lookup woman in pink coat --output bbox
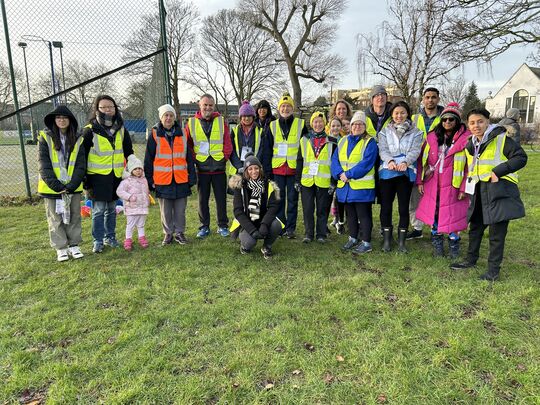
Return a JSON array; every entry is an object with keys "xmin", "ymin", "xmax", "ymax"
[
  {"xmin": 116, "ymin": 155, "xmax": 150, "ymax": 250},
  {"xmin": 416, "ymin": 103, "xmax": 470, "ymax": 258}
]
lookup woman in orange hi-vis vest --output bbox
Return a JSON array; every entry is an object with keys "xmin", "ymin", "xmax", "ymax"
[{"xmin": 144, "ymin": 104, "xmax": 197, "ymax": 246}]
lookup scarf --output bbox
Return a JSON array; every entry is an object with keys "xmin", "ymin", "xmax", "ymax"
[
  {"xmin": 96, "ymin": 111, "xmax": 114, "ymax": 127},
  {"xmin": 394, "ymin": 120, "xmax": 412, "ymax": 136},
  {"xmin": 246, "ymin": 178, "xmax": 264, "ymax": 221}
]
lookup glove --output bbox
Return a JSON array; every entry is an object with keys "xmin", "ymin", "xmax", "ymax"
[
  {"xmin": 259, "ymin": 223, "xmax": 269, "ymax": 237},
  {"xmin": 294, "ymin": 182, "xmax": 301, "ymax": 193},
  {"xmin": 328, "ymin": 184, "xmax": 336, "ymax": 195},
  {"xmin": 251, "ymin": 230, "xmax": 262, "ymax": 240},
  {"xmin": 237, "ymin": 167, "xmax": 244, "ymax": 175}
]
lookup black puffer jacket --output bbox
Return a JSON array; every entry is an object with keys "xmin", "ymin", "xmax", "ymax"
[
  {"xmin": 229, "ymin": 174, "xmax": 280, "ymax": 235},
  {"xmin": 466, "ymin": 125, "xmax": 527, "ymax": 224},
  {"xmin": 38, "ymin": 106, "xmax": 86, "ymax": 199},
  {"xmin": 82, "ymin": 115, "xmax": 133, "ymax": 201},
  {"xmin": 144, "ymin": 122, "xmax": 197, "ymax": 199}
]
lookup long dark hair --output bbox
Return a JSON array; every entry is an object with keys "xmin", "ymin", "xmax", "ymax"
[
  {"xmin": 433, "ymin": 120, "xmax": 464, "ymax": 147},
  {"xmin": 51, "ymin": 118, "xmax": 77, "ymax": 154},
  {"xmin": 91, "ymin": 94, "xmax": 119, "ymax": 120}
]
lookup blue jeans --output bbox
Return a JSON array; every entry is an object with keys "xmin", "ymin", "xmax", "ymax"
[
  {"xmin": 273, "ymin": 174, "xmax": 298, "ymax": 232},
  {"xmin": 92, "ymin": 200, "xmax": 117, "ymax": 243}
]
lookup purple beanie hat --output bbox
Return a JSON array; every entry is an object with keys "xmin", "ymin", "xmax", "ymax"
[{"xmin": 239, "ymin": 100, "xmax": 256, "ymax": 117}]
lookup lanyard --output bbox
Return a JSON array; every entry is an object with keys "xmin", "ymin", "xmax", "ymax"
[{"xmin": 471, "ymin": 132, "xmax": 488, "ymax": 176}]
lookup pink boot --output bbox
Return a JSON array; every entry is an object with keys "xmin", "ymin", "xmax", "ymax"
[
  {"xmin": 124, "ymin": 238, "xmax": 133, "ymax": 251},
  {"xmin": 138, "ymin": 236, "xmax": 149, "ymax": 248}
]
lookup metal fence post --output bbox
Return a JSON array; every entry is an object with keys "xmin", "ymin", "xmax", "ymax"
[{"xmin": 159, "ymin": 0, "xmax": 172, "ymax": 105}]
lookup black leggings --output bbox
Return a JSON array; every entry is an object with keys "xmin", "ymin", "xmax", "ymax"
[
  {"xmin": 345, "ymin": 202, "xmax": 373, "ymax": 242},
  {"xmin": 379, "ymin": 176, "xmax": 413, "ymax": 229}
]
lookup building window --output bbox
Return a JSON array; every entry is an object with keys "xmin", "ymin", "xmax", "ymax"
[
  {"xmin": 506, "ymin": 97, "xmax": 512, "ymax": 112},
  {"xmin": 512, "ymin": 89, "xmax": 529, "ymax": 123},
  {"xmin": 528, "ymin": 96, "xmax": 535, "ymax": 123}
]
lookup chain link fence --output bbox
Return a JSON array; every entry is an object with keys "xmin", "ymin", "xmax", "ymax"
[{"xmin": 0, "ymin": 0, "xmax": 169, "ymax": 197}]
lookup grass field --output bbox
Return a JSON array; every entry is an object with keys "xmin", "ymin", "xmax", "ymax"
[{"xmin": 0, "ymin": 151, "xmax": 539, "ymax": 404}]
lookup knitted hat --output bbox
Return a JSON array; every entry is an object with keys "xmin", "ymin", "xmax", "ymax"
[
  {"xmin": 239, "ymin": 100, "xmax": 256, "ymax": 117},
  {"xmin": 370, "ymin": 85, "xmax": 387, "ymax": 100},
  {"xmin": 243, "ymin": 153, "xmax": 262, "ymax": 171},
  {"xmin": 506, "ymin": 107, "xmax": 520, "ymax": 120},
  {"xmin": 126, "ymin": 154, "xmax": 143, "ymax": 174},
  {"xmin": 440, "ymin": 102, "xmax": 462, "ymax": 121},
  {"xmin": 350, "ymin": 111, "xmax": 367, "ymax": 125},
  {"xmin": 310, "ymin": 111, "xmax": 327, "ymax": 127},
  {"xmin": 278, "ymin": 92, "xmax": 294, "ymax": 109},
  {"xmin": 158, "ymin": 104, "xmax": 176, "ymax": 120}
]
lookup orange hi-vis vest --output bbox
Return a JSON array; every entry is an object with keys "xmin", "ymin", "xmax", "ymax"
[{"xmin": 151, "ymin": 127, "xmax": 188, "ymax": 185}]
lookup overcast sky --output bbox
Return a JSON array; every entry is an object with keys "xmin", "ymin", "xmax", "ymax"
[{"xmin": 2, "ymin": 0, "xmax": 533, "ymax": 103}]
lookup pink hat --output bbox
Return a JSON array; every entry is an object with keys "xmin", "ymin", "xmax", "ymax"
[{"xmin": 441, "ymin": 102, "xmax": 462, "ymax": 120}]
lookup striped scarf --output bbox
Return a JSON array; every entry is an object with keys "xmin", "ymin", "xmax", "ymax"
[{"xmin": 247, "ymin": 178, "xmax": 264, "ymax": 221}]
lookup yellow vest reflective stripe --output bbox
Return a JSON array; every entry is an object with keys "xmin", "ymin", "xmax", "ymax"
[
  {"xmin": 270, "ymin": 118, "xmax": 303, "ymax": 169},
  {"xmin": 465, "ymin": 133, "xmax": 519, "ymax": 184},
  {"xmin": 337, "ymin": 136, "xmax": 375, "ymax": 190},
  {"xmin": 188, "ymin": 116, "xmax": 225, "ymax": 162},
  {"xmin": 421, "ymin": 142, "xmax": 467, "ymax": 188},
  {"xmin": 86, "ymin": 125, "xmax": 125, "ymax": 176},
  {"xmin": 38, "ymin": 131, "xmax": 84, "ymax": 194},
  {"xmin": 365, "ymin": 116, "xmax": 390, "ymax": 137},
  {"xmin": 413, "ymin": 114, "xmax": 441, "ymax": 138},
  {"xmin": 300, "ymin": 137, "xmax": 333, "ymax": 188},
  {"xmin": 228, "ymin": 126, "xmax": 262, "ymax": 175},
  {"xmin": 230, "ymin": 182, "xmax": 285, "ymax": 232}
]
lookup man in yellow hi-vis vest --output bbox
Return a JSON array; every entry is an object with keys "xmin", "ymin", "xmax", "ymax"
[
  {"xmin": 408, "ymin": 87, "xmax": 444, "ymax": 240},
  {"xmin": 450, "ymin": 108, "xmax": 527, "ymax": 281},
  {"xmin": 185, "ymin": 93, "xmax": 233, "ymax": 239},
  {"xmin": 364, "ymin": 85, "xmax": 392, "ymax": 137},
  {"xmin": 269, "ymin": 92, "xmax": 308, "ymax": 239}
]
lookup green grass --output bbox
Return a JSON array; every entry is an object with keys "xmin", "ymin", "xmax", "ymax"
[{"xmin": 1, "ymin": 152, "xmax": 539, "ymax": 404}]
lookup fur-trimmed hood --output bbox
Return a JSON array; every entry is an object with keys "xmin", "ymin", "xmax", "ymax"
[{"xmin": 228, "ymin": 174, "xmax": 281, "ymax": 201}]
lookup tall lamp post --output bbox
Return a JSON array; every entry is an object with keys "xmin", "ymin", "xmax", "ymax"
[
  {"xmin": 21, "ymin": 34, "xmax": 58, "ymax": 106},
  {"xmin": 17, "ymin": 41, "xmax": 36, "ymax": 142},
  {"xmin": 52, "ymin": 41, "xmax": 66, "ymax": 103}
]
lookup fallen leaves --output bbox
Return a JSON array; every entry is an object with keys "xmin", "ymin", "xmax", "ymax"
[{"xmin": 336, "ymin": 355, "xmax": 345, "ymax": 362}]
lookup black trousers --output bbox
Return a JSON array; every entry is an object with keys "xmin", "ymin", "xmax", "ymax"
[
  {"xmin": 379, "ymin": 175, "xmax": 413, "ymax": 229},
  {"xmin": 467, "ymin": 194, "xmax": 509, "ymax": 273},
  {"xmin": 197, "ymin": 172, "xmax": 228, "ymax": 228},
  {"xmin": 239, "ymin": 218, "xmax": 282, "ymax": 251},
  {"xmin": 345, "ymin": 202, "xmax": 373, "ymax": 242},
  {"xmin": 301, "ymin": 185, "xmax": 330, "ymax": 239},
  {"xmin": 274, "ymin": 174, "xmax": 299, "ymax": 232}
]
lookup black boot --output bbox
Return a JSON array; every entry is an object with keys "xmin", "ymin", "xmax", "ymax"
[
  {"xmin": 479, "ymin": 267, "xmax": 500, "ymax": 281},
  {"xmin": 397, "ymin": 228, "xmax": 408, "ymax": 253},
  {"xmin": 382, "ymin": 226, "xmax": 393, "ymax": 252},
  {"xmin": 448, "ymin": 237, "xmax": 460, "ymax": 260},
  {"xmin": 431, "ymin": 234, "xmax": 444, "ymax": 257}
]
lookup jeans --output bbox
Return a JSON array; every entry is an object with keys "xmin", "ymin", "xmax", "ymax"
[{"xmin": 92, "ymin": 200, "xmax": 117, "ymax": 243}]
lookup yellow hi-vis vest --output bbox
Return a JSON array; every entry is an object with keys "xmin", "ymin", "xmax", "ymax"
[
  {"xmin": 421, "ymin": 143, "xmax": 467, "ymax": 188},
  {"xmin": 188, "ymin": 116, "xmax": 225, "ymax": 162},
  {"xmin": 229, "ymin": 181, "xmax": 284, "ymax": 232},
  {"xmin": 412, "ymin": 114, "xmax": 441, "ymax": 138},
  {"xmin": 38, "ymin": 131, "xmax": 84, "ymax": 194},
  {"xmin": 300, "ymin": 137, "xmax": 333, "ymax": 188},
  {"xmin": 465, "ymin": 132, "xmax": 518, "ymax": 184},
  {"xmin": 86, "ymin": 125, "xmax": 125, "ymax": 177},
  {"xmin": 337, "ymin": 136, "xmax": 375, "ymax": 190},
  {"xmin": 228, "ymin": 126, "xmax": 262, "ymax": 175},
  {"xmin": 365, "ymin": 115, "xmax": 390, "ymax": 137},
  {"xmin": 270, "ymin": 118, "xmax": 304, "ymax": 169}
]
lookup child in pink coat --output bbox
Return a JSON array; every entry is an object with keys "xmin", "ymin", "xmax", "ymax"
[
  {"xmin": 416, "ymin": 103, "xmax": 470, "ymax": 258},
  {"xmin": 116, "ymin": 155, "xmax": 150, "ymax": 250}
]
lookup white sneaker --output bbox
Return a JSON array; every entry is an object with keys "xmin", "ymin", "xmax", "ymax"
[
  {"xmin": 56, "ymin": 249, "xmax": 69, "ymax": 262},
  {"xmin": 68, "ymin": 245, "xmax": 84, "ymax": 259}
]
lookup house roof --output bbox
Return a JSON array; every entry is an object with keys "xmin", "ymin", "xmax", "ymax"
[
  {"xmin": 489, "ymin": 63, "xmax": 540, "ymax": 99},
  {"xmin": 530, "ymin": 66, "xmax": 540, "ymax": 80}
]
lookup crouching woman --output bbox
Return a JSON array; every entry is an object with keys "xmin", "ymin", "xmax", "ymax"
[{"xmin": 229, "ymin": 154, "xmax": 282, "ymax": 259}]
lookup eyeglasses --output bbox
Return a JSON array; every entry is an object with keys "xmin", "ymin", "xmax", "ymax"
[
  {"xmin": 55, "ymin": 116, "xmax": 69, "ymax": 121},
  {"xmin": 98, "ymin": 105, "xmax": 115, "ymax": 110},
  {"xmin": 442, "ymin": 117, "xmax": 456, "ymax": 123}
]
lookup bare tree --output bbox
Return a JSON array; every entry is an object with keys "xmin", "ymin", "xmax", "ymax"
[
  {"xmin": 201, "ymin": 9, "xmax": 287, "ymax": 105},
  {"xmin": 357, "ymin": 0, "xmax": 463, "ymax": 106},
  {"xmin": 440, "ymin": 74, "xmax": 467, "ymax": 106},
  {"xmin": 446, "ymin": 0, "xmax": 540, "ymax": 63},
  {"xmin": 0, "ymin": 62, "xmax": 24, "ymax": 117},
  {"xmin": 181, "ymin": 55, "xmax": 237, "ymax": 118},
  {"xmin": 122, "ymin": 0, "xmax": 199, "ymax": 114},
  {"xmin": 240, "ymin": 0, "xmax": 347, "ymax": 108}
]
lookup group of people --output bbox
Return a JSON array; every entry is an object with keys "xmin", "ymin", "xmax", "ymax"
[{"xmin": 37, "ymin": 86, "xmax": 527, "ymax": 281}]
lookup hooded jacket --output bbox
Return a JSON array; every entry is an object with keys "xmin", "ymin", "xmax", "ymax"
[
  {"xmin": 466, "ymin": 125, "xmax": 527, "ymax": 224},
  {"xmin": 38, "ymin": 105, "xmax": 86, "ymax": 199},
  {"xmin": 82, "ymin": 112, "xmax": 134, "ymax": 201}
]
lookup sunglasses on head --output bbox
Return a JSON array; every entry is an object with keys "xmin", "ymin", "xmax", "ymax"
[{"xmin": 442, "ymin": 117, "xmax": 456, "ymax": 123}]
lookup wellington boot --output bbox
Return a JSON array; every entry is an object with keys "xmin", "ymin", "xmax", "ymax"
[
  {"xmin": 397, "ymin": 228, "xmax": 408, "ymax": 253},
  {"xmin": 382, "ymin": 227, "xmax": 393, "ymax": 252}
]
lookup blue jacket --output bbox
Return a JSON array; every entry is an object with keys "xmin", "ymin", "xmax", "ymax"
[{"xmin": 331, "ymin": 135, "xmax": 378, "ymax": 203}]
